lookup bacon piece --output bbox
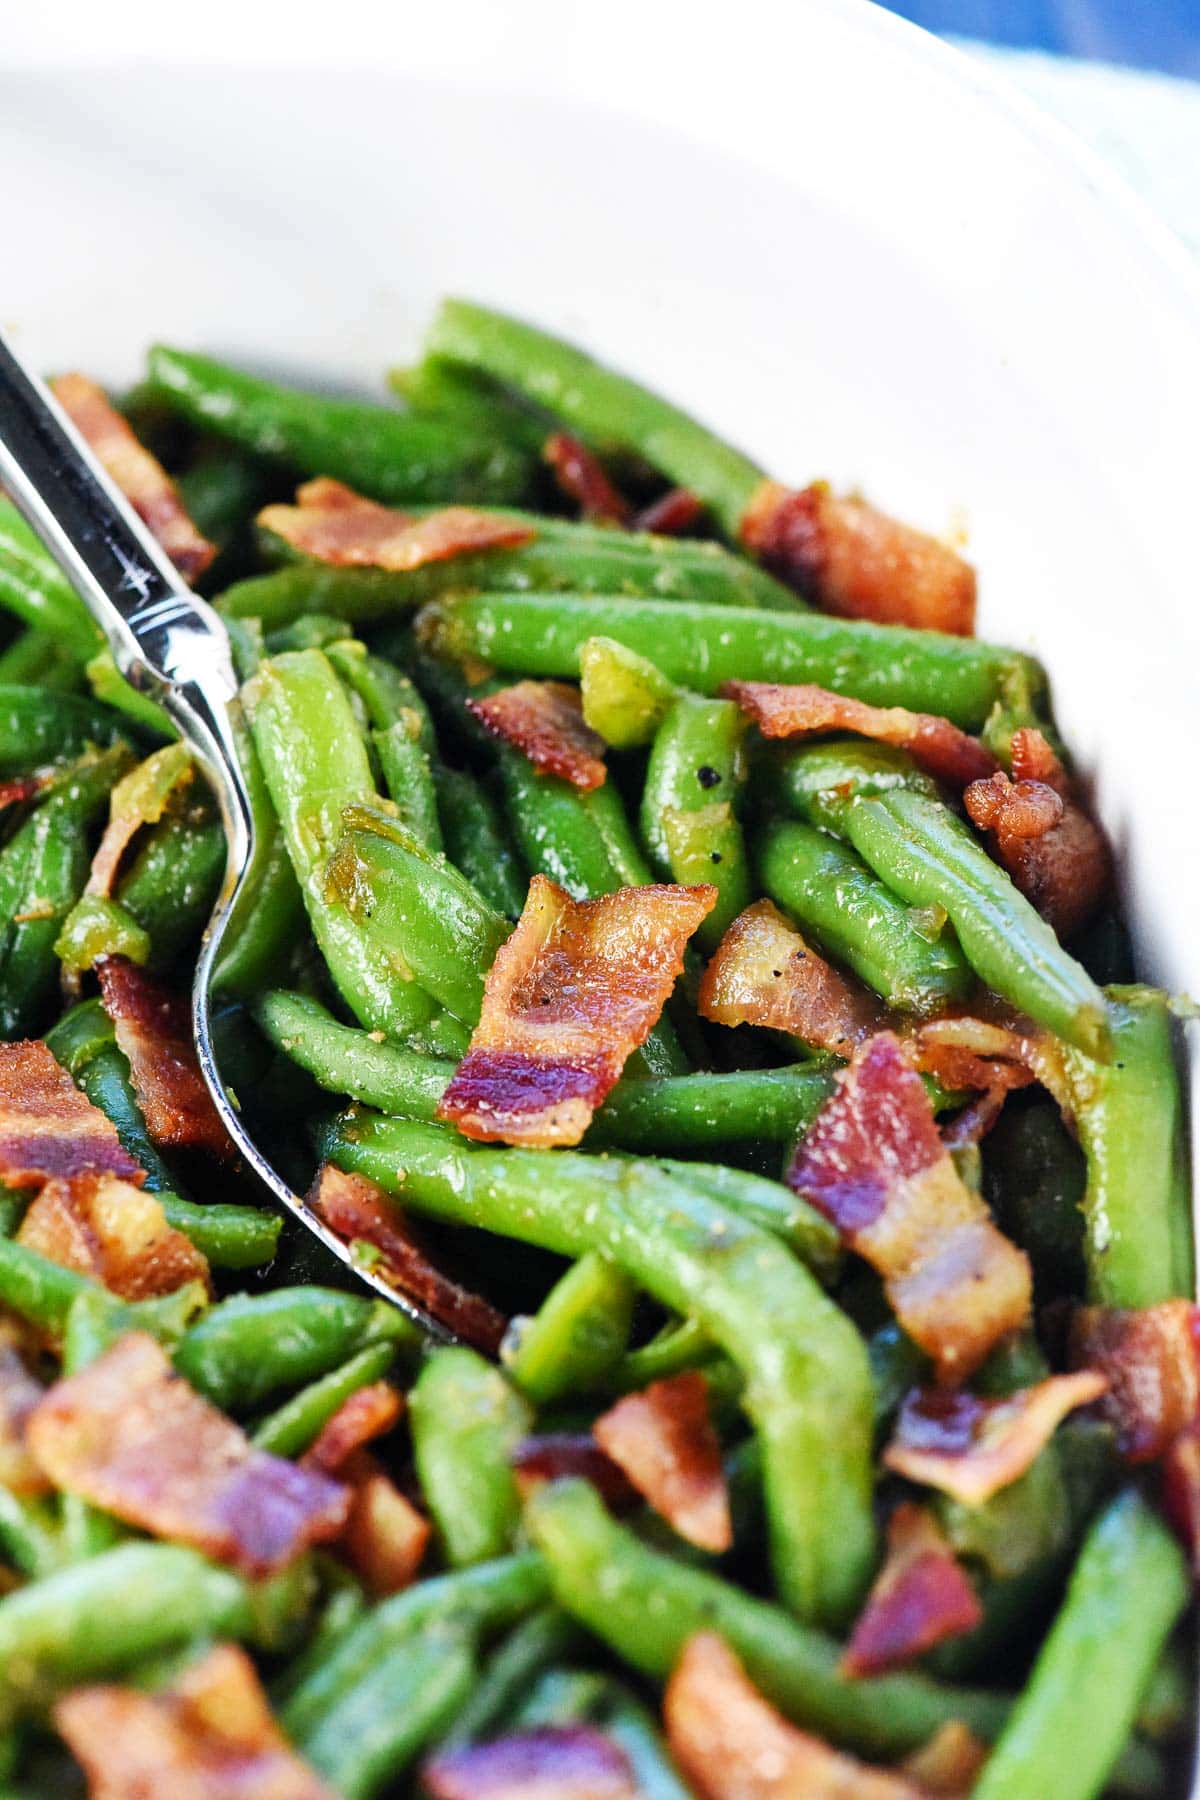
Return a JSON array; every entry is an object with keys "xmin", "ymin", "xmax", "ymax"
[
  {"xmin": 425, "ymin": 1727, "xmax": 639, "ymax": 1800},
  {"xmin": 1163, "ymin": 1426, "xmax": 1200, "ymax": 1578},
  {"xmin": 298, "ymin": 1375, "xmax": 430, "ymax": 1594},
  {"xmin": 86, "ymin": 743, "xmax": 193, "ymax": 900},
  {"xmin": 96, "ymin": 958, "xmax": 232, "ymax": 1159},
  {"xmin": 840, "ymin": 1503, "xmax": 981, "ymax": 1678},
  {"xmin": 17, "ymin": 1174, "xmax": 210, "ymax": 1301},
  {"xmin": 899, "ymin": 1723, "xmax": 988, "ymax": 1796},
  {"xmin": 665, "ymin": 1633, "xmax": 926, "ymax": 1800},
  {"xmin": 51, "ymin": 374, "xmax": 215, "ymax": 583},
  {"xmin": 0, "ymin": 1339, "xmax": 48, "ymax": 1496},
  {"xmin": 1069, "ymin": 1301, "xmax": 1200, "ymax": 1463},
  {"xmin": 592, "ymin": 1372, "xmax": 731, "ymax": 1552},
  {"xmin": 633, "ymin": 487, "xmax": 704, "ymax": 535},
  {"xmin": 55, "ymin": 1642, "xmax": 334, "ymax": 1800},
  {"xmin": 964, "ymin": 728, "xmax": 1110, "ymax": 939},
  {"xmin": 510, "ymin": 1432, "xmax": 638, "ymax": 1511},
  {"xmin": 544, "ymin": 433, "xmax": 632, "ymax": 525},
  {"xmin": 698, "ymin": 898, "xmax": 883, "ymax": 1054},
  {"xmin": 0, "ymin": 775, "xmax": 46, "ymax": 813},
  {"xmin": 310, "ymin": 1163, "xmax": 506, "ymax": 1354},
  {"xmin": 438, "ymin": 876, "xmax": 715, "ymax": 1147},
  {"xmin": 788, "ymin": 1034, "xmax": 1032, "ymax": 1382},
  {"xmin": 883, "ymin": 1373, "xmax": 1108, "ymax": 1505},
  {"xmin": 468, "ymin": 681, "xmax": 607, "ymax": 790},
  {"xmin": 300, "ymin": 1381, "xmax": 402, "ymax": 1475},
  {"xmin": 721, "ymin": 681, "xmax": 996, "ymax": 789},
  {"xmin": 741, "ymin": 480, "xmax": 976, "ymax": 636},
  {"xmin": 0, "ymin": 1040, "xmax": 143, "ymax": 1189},
  {"xmin": 258, "ymin": 476, "xmax": 535, "ymax": 570},
  {"xmin": 27, "ymin": 1333, "xmax": 349, "ymax": 1575}
]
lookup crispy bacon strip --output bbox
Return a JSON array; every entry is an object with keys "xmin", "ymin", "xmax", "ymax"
[
  {"xmin": 883, "ymin": 1373, "xmax": 1108, "ymax": 1505},
  {"xmin": 840, "ymin": 1503, "xmax": 981, "ymax": 1678},
  {"xmin": 906, "ymin": 1012, "xmax": 1041, "ymax": 1100},
  {"xmin": 698, "ymin": 898, "xmax": 883, "ymax": 1053},
  {"xmin": 544, "ymin": 433, "xmax": 632, "ymax": 525},
  {"xmin": 721, "ymin": 681, "xmax": 996, "ymax": 788},
  {"xmin": 510, "ymin": 1432, "xmax": 638, "ymax": 1511},
  {"xmin": 96, "ymin": 958, "xmax": 232, "ymax": 1159},
  {"xmin": 310, "ymin": 1163, "xmax": 507, "ymax": 1354},
  {"xmin": 788, "ymin": 1034, "xmax": 1032, "ymax": 1382},
  {"xmin": 1069, "ymin": 1301, "xmax": 1200, "ymax": 1463},
  {"xmin": 633, "ymin": 487, "xmax": 704, "ymax": 535},
  {"xmin": 17, "ymin": 1174, "xmax": 210, "ymax": 1301},
  {"xmin": 468, "ymin": 681, "xmax": 607, "ymax": 790},
  {"xmin": 438, "ymin": 876, "xmax": 716, "ymax": 1147},
  {"xmin": 300, "ymin": 1381, "xmax": 402, "ymax": 1474},
  {"xmin": 0, "ymin": 1040, "xmax": 143, "ymax": 1189},
  {"xmin": 899, "ymin": 1723, "xmax": 989, "ymax": 1796},
  {"xmin": 27, "ymin": 1334, "xmax": 349, "ymax": 1575},
  {"xmin": 55, "ymin": 1642, "xmax": 334, "ymax": 1800},
  {"xmin": 964, "ymin": 728, "xmax": 1110, "ymax": 939},
  {"xmin": 425, "ymin": 1727, "xmax": 639, "ymax": 1800},
  {"xmin": 1163, "ymin": 1425, "xmax": 1200, "ymax": 1579},
  {"xmin": 51, "ymin": 374, "xmax": 215, "ymax": 583},
  {"xmin": 592, "ymin": 1373, "xmax": 731, "ymax": 1552},
  {"xmin": 665, "ymin": 1633, "xmax": 926, "ymax": 1800},
  {"xmin": 258, "ymin": 476, "xmax": 535, "ymax": 570},
  {"xmin": 298, "ymin": 1375, "xmax": 430, "ymax": 1594},
  {"xmin": 0, "ymin": 1339, "xmax": 48, "ymax": 1496},
  {"xmin": 741, "ymin": 480, "xmax": 976, "ymax": 636}
]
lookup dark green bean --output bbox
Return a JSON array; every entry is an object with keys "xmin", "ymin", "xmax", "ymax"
[
  {"xmin": 251, "ymin": 1343, "xmax": 397, "ymax": 1458},
  {"xmin": 115, "ymin": 806, "xmax": 225, "ymax": 969},
  {"xmin": 0, "ymin": 503, "xmax": 99, "ymax": 658},
  {"xmin": 0, "ymin": 687, "xmax": 126, "ymax": 778},
  {"xmin": 434, "ymin": 764, "xmax": 528, "ymax": 917},
  {"xmin": 503, "ymin": 1252, "xmax": 635, "ymax": 1404},
  {"xmin": 436, "ymin": 1607, "xmax": 580, "ymax": 1748}
]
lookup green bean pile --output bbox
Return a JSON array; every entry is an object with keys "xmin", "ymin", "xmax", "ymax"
[{"xmin": 0, "ymin": 301, "xmax": 1192, "ymax": 1799}]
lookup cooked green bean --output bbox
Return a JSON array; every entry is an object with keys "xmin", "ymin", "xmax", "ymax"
[
  {"xmin": 641, "ymin": 692, "xmax": 750, "ymax": 947},
  {"xmin": 437, "ymin": 1606, "xmax": 580, "ymax": 1748},
  {"xmin": 409, "ymin": 1348, "xmax": 532, "ymax": 1566},
  {"xmin": 433, "ymin": 764, "xmax": 528, "ymax": 917},
  {"xmin": 503, "ymin": 1252, "xmax": 635, "ymax": 1404}
]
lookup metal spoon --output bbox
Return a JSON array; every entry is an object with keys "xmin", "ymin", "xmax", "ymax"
[{"xmin": 0, "ymin": 329, "xmax": 449, "ymax": 1337}]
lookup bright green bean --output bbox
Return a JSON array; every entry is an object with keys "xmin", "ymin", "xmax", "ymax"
[
  {"xmin": 409, "ymin": 1347, "xmax": 532, "ymax": 1566},
  {"xmin": 641, "ymin": 692, "xmax": 750, "ymax": 948},
  {"xmin": 503, "ymin": 1252, "xmax": 635, "ymax": 1404},
  {"xmin": 433, "ymin": 764, "xmax": 528, "ymax": 917},
  {"xmin": 251, "ymin": 1343, "xmax": 398, "ymax": 1458}
]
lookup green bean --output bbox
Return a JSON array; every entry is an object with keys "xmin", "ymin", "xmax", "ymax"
[
  {"xmin": 146, "ymin": 346, "xmax": 535, "ymax": 505},
  {"xmin": 84, "ymin": 650, "xmax": 174, "ymax": 739},
  {"xmin": 983, "ymin": 1097, "xmax": 1086, "ymax": 1300},
  {"xmin": 321, "ymin": 639, "xmax": 445, "ymax": 849},
  {"xmin": 176, "ymin": 441, "xmax": 274, "ymax": 549},
  {"xmin": 391, "ymin": 354, "xmax": 556, "ymax": 451},
  {"xmin": 272, "ymin": 1577, "xmax": 367, "ymax": 1709},
  {"xmin": 434, "ymin": 764, "xmax": 528, "ymax": 917},
  {"xmin": 759, "ymin": 820, "xmax": 972, "ymax": 1013},
  {"xmin": 298, "ymin": 1624, "xmax": 475, "ymax": 1799},
  {"xmin": 0, "ymin": 627, "xmax": 84, "ymax": 691},
  {"xmin": 115, "ymin": 806, "xmax": 225, "ymax": 970},
  {"xmin": 243, "ymin": 650, "xmax": 450, "ymax": 1047},
  {"xmin": 156, "ymin": 1198, "xmax": 281, "ymax": 1270},
  {"xmin": 0, "ymin": 1187, "xmax": 23, "ymax": 1238},
  {"xmin": 173, "ymin": 1287, "xmax": 418, "ymax": 1412},
  {"xmin": 49, "ymin": 1026, "xmax": 179, "ymax": 1195},
  {"xmin": 579, "ymin": 635, "xmax": 678, "ymax": 747},
  {"xmin": 1059, "ymin": 985, "xmax": 1191, "ymax": 1305},
  {"xmin": 612, "ymin": 1316, "xmax": 718, "ymax": 1391},
  {"xmin": 417, "ymin": 591, "xmax": 1038, "ymax": 730},
  {"xmin": 54, "ymin": 895, "xmax": 151, "ymax": 976},
  {"xmin": 525, "ymin": 1480, "xmax": 1007, "ymax": 1757},
  {"xmin": 0, "ymin": 1489, "xmax": 62, "ymax": 1582},
  {"xmin": 409, "ymin": 1347, "xmax": 532, "ymax": 1566},
  {"xmin": 0, "ymin": 687, "xmax": 126, "ymax": 779},
  {"xmin": 0, "ymin": 503, "xmax": 99, "ymax": 658},
  {"xmin": 503, "ymin": 1252, "xmax": 635, "ymax": 1404},
  {"xmin": 425, "ymin": 299, "xmax": 765, "ymax": 536},
  {"xmin": 839, "ymin": 787, "xmax": 1110, "ymax": 1056},
  {"xmin": 768, "ymin": 736, "xmax": 937, "ymax": 827},
  {"xmin": 43, "ymin": 996, "xmax": 114, "ymax": 1076},
  {"xmin": 254, "ymin": 989, "xmax": 453, "ymax": 1116},
  {"xmin": 867, "ymin": 1322, "xmax": 929, "ymax": 1429},
  {"xmin": 642, "ymin": 692, "xmax": 750, "ymax": 948},
  {"xmin": 971, "ymin": 1490, "xmax": 1188, "ymax": 1800},
  {"xmin": 506, "ymin": 1666, "xmax": 692, "ymax": 1800},
  {"xmin": 325, "ymin": 804, "xmax": 507, "ymax": 1029},
  {"xmin": 251, "ymin": 1343, "xmax": 398, "ymax": 1458},
  {"xmin": 1135, "ymin": 1642, "xmax": 1194, "ymax": 1746},
  {"xmin": 326, "ymin": 1117, "xmax": 875, "ymax": 1627},
  {"xmin": 437, "ymin": 1606, "xmax": 580, "ymax": 1748},
  {"xmin": 657, "ymin": 1158, "xmax": 842, "ymax": 1280},
  {"xmin": 60, "ymin": 1292, "xmax": 125, "ymax": 1560},
  {"xmin": 281, "ymin": 1552, "xmax": 549, "ymax": 1743},
  {"xmin": 210, "ymin": 705, "xmax": 306, "ymax": 1000}
]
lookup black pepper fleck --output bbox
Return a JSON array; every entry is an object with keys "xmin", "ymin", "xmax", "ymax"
[{"xmin": 696, "ymin": 765, "xmax": 721, "ymax": 789}]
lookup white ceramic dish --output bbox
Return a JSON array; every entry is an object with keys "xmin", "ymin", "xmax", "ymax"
[{"xmin": 1, "ymin": 4, "xmax": 1198, "ymax": 1772}]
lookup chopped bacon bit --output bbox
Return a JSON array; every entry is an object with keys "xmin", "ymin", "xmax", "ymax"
[
  {"xmin": 510, "ymin": 1432, "xmax": 638, "ymax": 1511},
  {"xmin": 665, "ymin": 1633, "xmax": 926, "ymax": 1800},
  {"xmin": 258, "ymin": 476, "xmax": 535, "ymax": 570},
  {"xmin": 425, "ymin": 1727, "xmax": 639, "ymax": 1800},
  {"xmin": 469, "ymin": 681, "xmax": 608, "ymax": 790},
  {"xmin": 0, "ymin": 775, "xmax": 46, "ymax": 813},
  {"xmin": 965, "ymin": 728, "xmax": 1110, "ymax": 940},
  {"xmin": 740, "ymin": 480, "xmax": 977, "ymax": 636},
  {"xmin": 544, "ymin": 433, "xmax": 632, "ymax": 525},
  {"xmin": 0, "ymin": 1340, "xmax": 48, "ymax": 1496},
  {"xmin": 27, "ymin": 1333, "xmax": 349, "ymax": 1576},
  {"xmin": 0, "ymin": 1040, "xmax": 143, "ymax": 1189},
  {"xmin": 96, "ymin": 958, "xmax": 232, "ymax": 1159},
  {"xmin": 698, "ymin": 898, "xmax": 883, "ymax": 1054},
  {"xmin": 300, "ymin": 1382, "xmax": 402, "ymax": 1476},
  {"xmin": 51, "ymin": 374, "xmax": 215, "ymax": 583},
  {"xmin": 1069, "ymin": 1301, "xmax": 1200, "ymax": 1463},
  {"xmin": 721, "ymin": 681, "xmax": 996, "ymax": 789},
  {"xmin": 310, "ymin": 1163, "xmax": 507, "ymax": 1354},
  {"xmin": 55, "ymin": 1642, "xmax": 335, "ymax": 1800},
  {"xmin": 17, "ymin": 1174, "xmax": 211, "ymax": 1301},
  {"xmin": 341, "ymin": 1463, "xmax": 431, "ymax": 1595},
  {"xmin": 1163, "ymin": 1426, "xmax": 1200, "ymax": 1578},
  {"xmin": 87, "ymin": 743, "xmax": 193, "ymax": 901},
  {"xmin": 840, "ymin": 1503, "xmax": 981, "ymax": 1678},
  {"xmin": 899, "ymin": 1723, "xmax": 989, "ymax": 1796},
  {"xmin": 907, "ymin": 1012, "xmax": 1040, "ymax": 1099},
  {"xmin": 883, "ymin": 1373, "xmax": 1108, "ymax": 1505},
  {"xmin": 633, "ymin": 488, "xmax": 705, "ymax": 536},
  {"xmin": 592, "ymin": 1372, "xmax": 730, "ymax": 1552},
  {"xmin": 438, "ymin": 876, "xmax": 715, "ymax": 1147},
  {"xmin": 788, "ymin": 1034, "xmax": 1032, "ymax": 1382}
]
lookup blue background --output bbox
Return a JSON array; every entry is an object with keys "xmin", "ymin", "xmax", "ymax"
[{"xmin": 884, "ymin": 1, "xmax": 1200, "ymax": 76}]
